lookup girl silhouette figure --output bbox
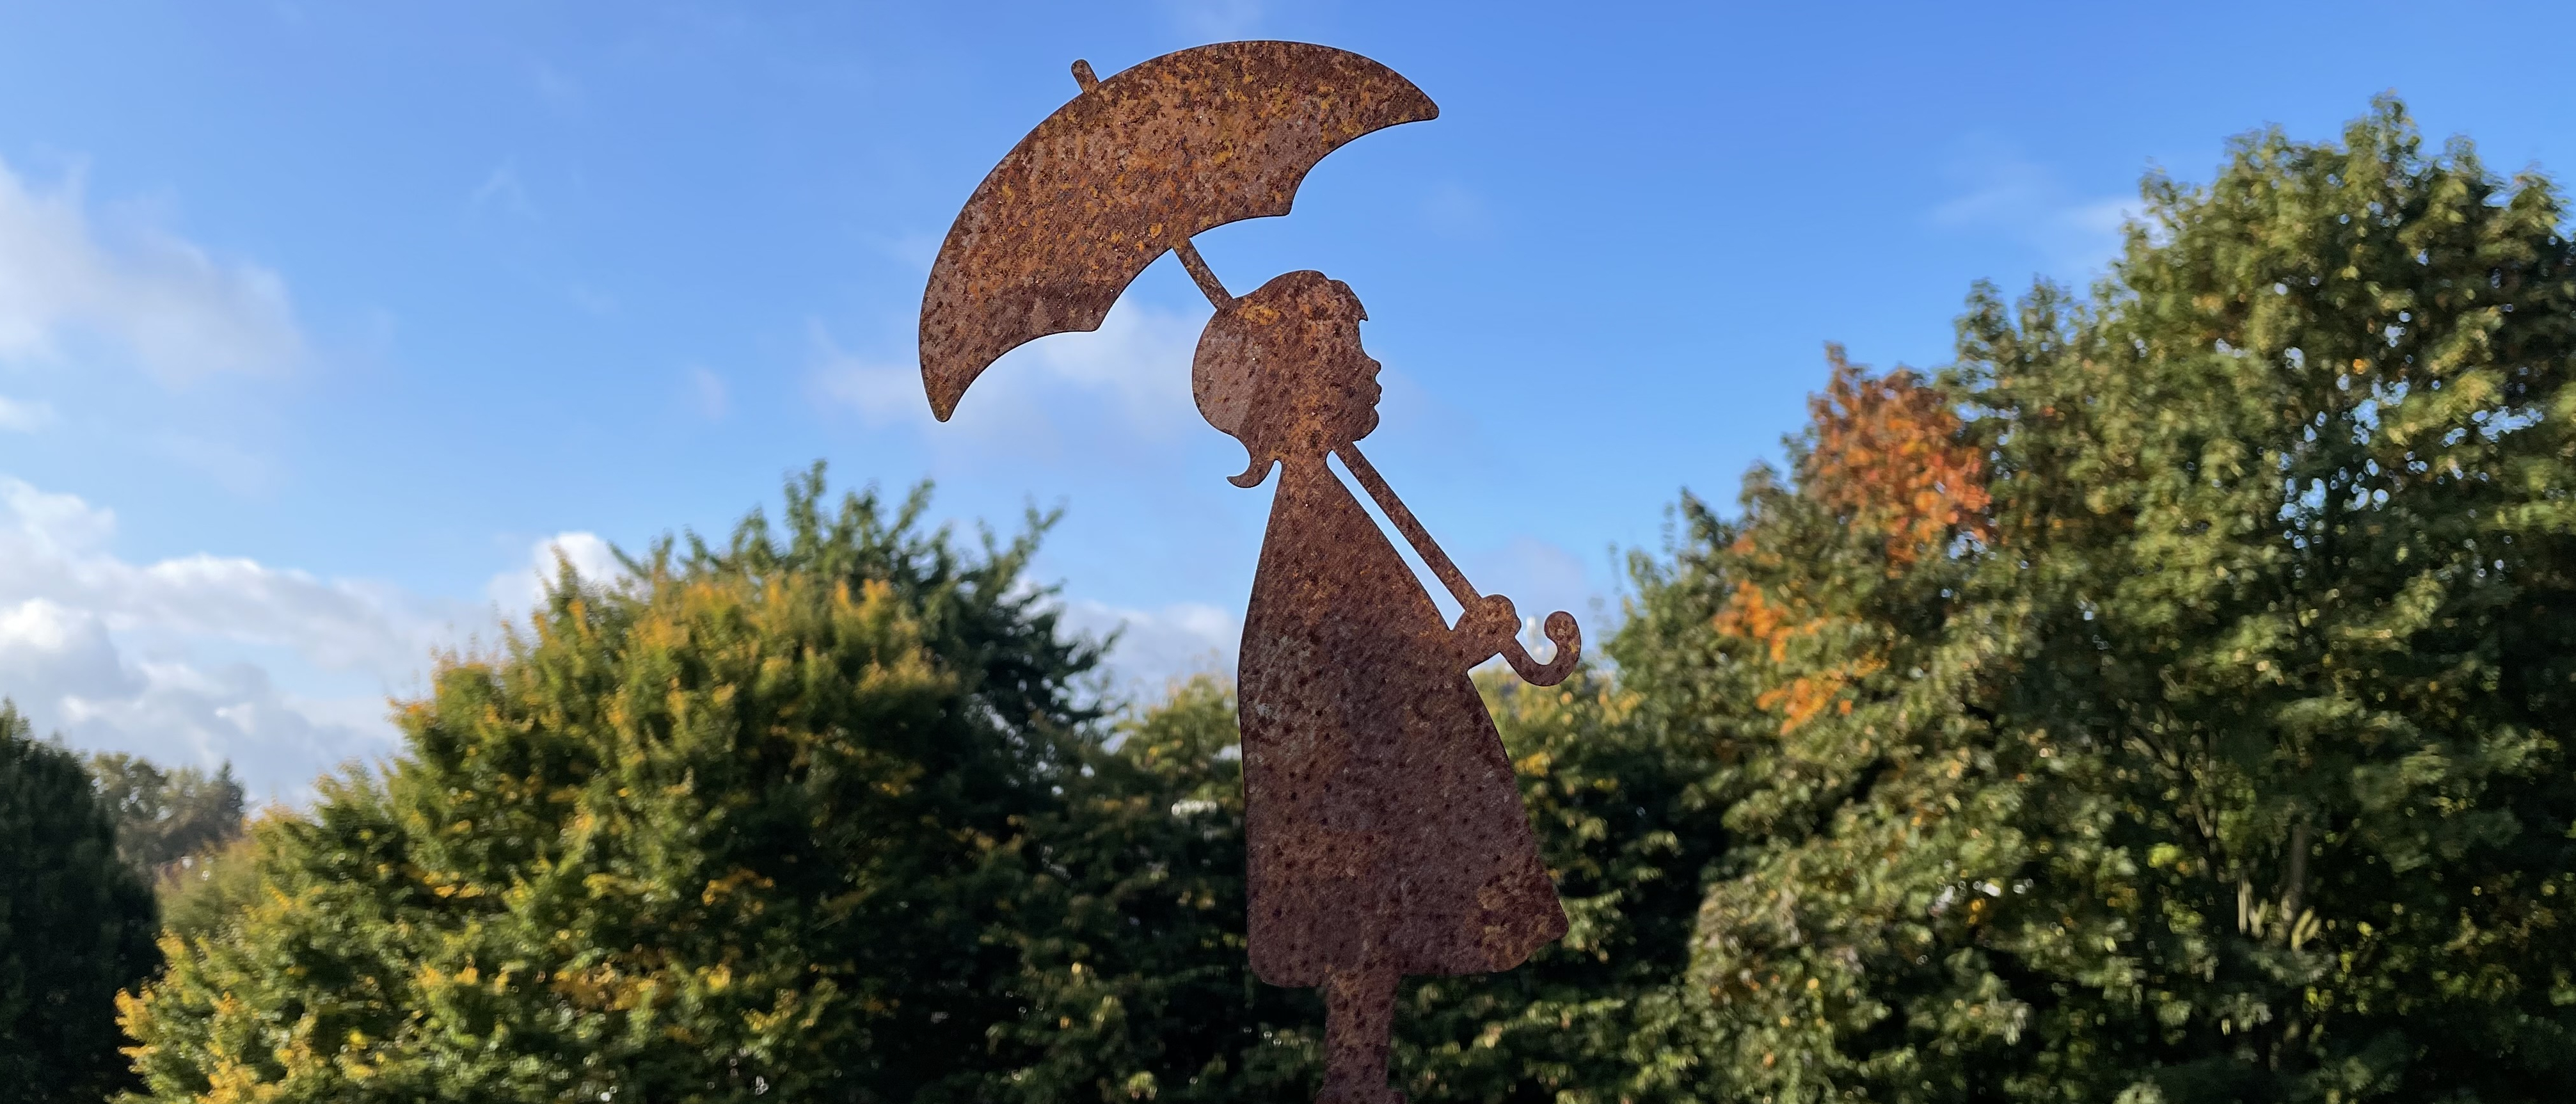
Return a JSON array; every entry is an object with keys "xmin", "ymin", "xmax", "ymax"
[{"xmin": 1195, "ymin": 270, "xmax": 1569, "ymax": 1104}]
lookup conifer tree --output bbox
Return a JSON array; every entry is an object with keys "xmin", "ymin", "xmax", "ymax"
[
  {"xmin": 118, "ymin": 468, "xmax": 1101, "ymax": 1103},
  {"xmin": 0, "ymin": 701, "xmax": 160, "ymax": 1103},
  {"xmin": 986, "ymin": 676, "xmax": 1318, "ymax": 1103}
]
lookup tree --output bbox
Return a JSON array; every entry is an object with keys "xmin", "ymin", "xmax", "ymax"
[
  {"xmin": 118, "ymin": 467, "xmax": 1102, "ymax": 1102},
  {"xmin": 1627, "ymin": 351, "xmax": 2000, "ymax": 1103},
  {"xmin": 1656, "ymin": 99, "xmax": 2576, "ymax": 1101},
  {"xmin": 987, "ymin": 666, "xmax": 1728, "ymax": 1104},
  {"xmin": 1385, "ymin": 670, "xmax": 1726, "ymax": 1104},
  {"xmin": 150, "ymin": 831, "xmax": 262, "ymax": 947},
  {"xmin": 985, "ymin": 676, "xmax": 1321, "ymax": 1103},
  {"xmin": 0, "ymin": 701, "xmax": 161, "ymax": 1103},
  {"xmin": 86, "ymin": 753, "xmax": 247, "ymax": 881}
]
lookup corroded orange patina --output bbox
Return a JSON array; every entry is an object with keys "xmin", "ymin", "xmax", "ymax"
[
  {"xmin": 918, "ymin": 43, "xmax": 1577, "ymax": 1104},
  {"xmin": 919, "ymin": 41, "xmax": 1437, "ymax": 421}
]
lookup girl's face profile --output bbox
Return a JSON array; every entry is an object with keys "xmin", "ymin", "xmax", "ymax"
[
  {"xmin": 1308, "ymin": 304, "xmax": 1384, "ymax": 452},
  {"xmin": 1195, "ymin": 271, "xmax": 1387, "ymax": 484}
]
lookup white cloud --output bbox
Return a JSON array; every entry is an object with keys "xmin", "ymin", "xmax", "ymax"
[
  {"xmin": 811, "ymin": 295, "xmax": 1205, "ymax": 442},
  {"xmin": 1422, "ymin": 182, "xmax": 1497, "ymax": 241},
  {"xmin": 5, "ymin": 478, "xmax": 115, "ymax": 556},
  {"xmin": 1056, "ymin": 596, "xmax": 1237, "ymax": 696},
  {"xmin": 1461, "ymin": 535, "xmax": 1609, "ymax": 663},
  {"xmin": 0, "ymin": 600, "xmax": 138, "ymax": 701},
  {"xmin": 485, "ymin": 531, "xmax": 627, "ymax": 616},
  {"xmin": 470, "ymin": 161, "xmax": 539, "ymax": 220},
  {"xmin": 1012, "ymin": 298, "xmax": 1203, "ymax": 428},
  {"xmin": 809, "ymin": 326, "xmax": 926, "ymax": 428},
  {"xmin": 0, "ymin": 395, "xmax": 54, "ymax": 431},
  {"xmin": 0, "ymin": 157, "xmax": 303, "ymax": 383},
  {"xmin": 0, "ymin": 476, "xmax": 473, "ymax": 797},
  {"xmin": 687, "ymin": 365, "xmax": 729, "ymax": 420},
  {"xmin": 569, "ymin": 282, "xmax": 619, "ymax": 316},
  {"xmin": 874, "ymin": 230, "xmax": 942, "ymax": 274},
  {"xmin": 47, "ymin": 647, "xmax": 396, "ymax": 799},
  {"xmin": 0, "ymin": 478, "xmax": 440, "ymax": 678},
  {"xmin": 1931, "ymin": 141, "xmax": 2137, "ymax": 276},
  {"xmin": 159, "ymin": 433, "xmax": 282, "ymax": 495},
  {"xmin": 530, "ymin": 61, "xmax": 585, "ymax": 119}
]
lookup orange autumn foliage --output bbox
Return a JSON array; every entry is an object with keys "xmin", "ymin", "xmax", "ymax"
[
  {"xmin": 1717, "ymin": 580, "xmax": 1882, "ymax": 733},
  {"xmin": 1713, "ymin": 349, "xmax": 1990, "ymax": 733},
  {"xmin": 1800, "ymin": 346, "xmax": 1993, "ymax": 568}
]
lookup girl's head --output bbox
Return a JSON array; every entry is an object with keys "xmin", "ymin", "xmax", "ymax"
[{"xmin": 1193, "ymin": 270, "xmax": 1383, "ymax": 488}]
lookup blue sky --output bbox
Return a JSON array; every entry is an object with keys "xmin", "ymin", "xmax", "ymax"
[{"xmin": 1, "ymin": 0, "xmax": 2568, "ymax": 796}]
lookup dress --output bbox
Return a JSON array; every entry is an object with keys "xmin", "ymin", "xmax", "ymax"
[{"xmin": 1237, "ymin": 458, "xmax": 1568, "ymax": 988}]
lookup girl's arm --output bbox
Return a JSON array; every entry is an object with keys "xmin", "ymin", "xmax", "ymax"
[{"xmin": 1334, "ymin": 445, "xmax": 1581, "ymax": 684}]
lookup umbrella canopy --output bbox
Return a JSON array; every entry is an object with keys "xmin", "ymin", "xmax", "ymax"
[{"xmin": 918, "ymin": 40, "xmax": 1438, "ymax": 420}]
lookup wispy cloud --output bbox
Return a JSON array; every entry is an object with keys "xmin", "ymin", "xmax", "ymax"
[
  {"xmin": 470, "ymin": 161, "xmax": 539, "ymax": 220},
  {"xmin": 0, "ymin": 476, "xmax": 481, "ymax": 797},
  {"xmin": 0, "ymin": 157, "xmax": 305, "ymax": 383},
  {"xmin": 686, "ymin": 365, "xmax": 729, "ymax": 420},
  {"xmin": 1055, "ymin": 595, "xmax": 1237, "ymax": 697},
  {"xmin": 484, "ymin": 531, "xmax": 626, "ymax": 616},
  {"xmin": 1462, "ymin": 535, "xmax": 1608, "ymax": 652},
  {"xmin": 1422, "ymin": 182, "xmax": 1497, "ymax": 241},
  {"xmin": 875, "ymin": 230, "xmax": 943, "ymax": 275},
  {"xmin": 1930, "ymin": 139, "xmax": 2136, "ymax": 276},
  {"xmin": 809, "ymin": 295, "xmax": 1207, "ymax": 445},
  {"xmin": 808, "ymin": 323, "xmax": 928, "ymax": 429},
  {"xmin": 159, "ymin": 433, "xmax": 283, "ymax": 496},
  {"xmin": 530, "ymin": 61, "xmax": 585, "ymax": 120},
  {"xmin": 568, "ymin": 282, "xmax": 619, "ymax": 316},
  {"xmin": 0, "ymin": 395, "xmax": 54, "ymax": 432}
]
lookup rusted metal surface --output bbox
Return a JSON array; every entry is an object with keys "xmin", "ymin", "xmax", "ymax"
[
  {"xmin": 1335, "ymin": 444, "xmax": 1582, "ymax": 685},
  {"xmin": 918, "ymin": 43, "xmax": 1578, "ymax": 1104},
  {"xmin": 1198, "ymin": 271, "xmax": 1572, "ymax": 1102},
  {"xmin": 919, "ymin": 41, "xmax": 1435, "ymax": 420}
]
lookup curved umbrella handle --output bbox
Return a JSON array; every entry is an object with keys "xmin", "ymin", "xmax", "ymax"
[{"xmin": 1502, "ymin": 610, "xmax": 1582, "ymax": 687}]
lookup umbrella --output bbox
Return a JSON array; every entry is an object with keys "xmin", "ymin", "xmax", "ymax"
[
  {"xmin": 914, "ymin": 40, "xmax": 1578, "ymax": 685},
  {"xmin": 916, "ymin": 40, "xmax": 1436, "ymax": 420}
]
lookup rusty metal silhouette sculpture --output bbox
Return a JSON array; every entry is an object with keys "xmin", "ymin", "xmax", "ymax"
[{"xmin": 919, "ymin": 41, "xmax": 1578, "ymax": 1103}]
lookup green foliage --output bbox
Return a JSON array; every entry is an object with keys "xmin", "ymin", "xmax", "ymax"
[
  {"xmin": 96, "ymin": 97, "xmax": 2576, "ymax": 1104},
  {"xmin": 118, "ymin": 467, "xmax": 1101, "ymax": 1103},
  {"xmin": 0, "ymin": 701, "xmax": 161, "ymax": 1103},
  {"xmin": 108, "ymin": 467, "xmax": 1716, "ymax": 1103},
  {"xmin": 983, "ymin": 669, "xmax": 1725, "ymax": 1104},
  {"xmin": 1385, "ymin": 671, "xmax": 1726, "ymax": 1103},
  {"xmin": 985, "ymin": 676, "xmax": 1320, "ymax": 1103},
  {"xmin": 150, "ymin": 831, "xmax": 262, "ymax": 947},
  {"xmin": 1653, "ymin": 99, "xmax": 2576, "ymax": 1101},
  {"xmin": 87, "ymin": 753, "xmax": 247, "ymax": 881}
]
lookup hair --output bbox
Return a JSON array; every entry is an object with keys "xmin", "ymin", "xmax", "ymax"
[{"xmin": 1193, "ymin": 270, "xmax": 1371, "ymax": 488}]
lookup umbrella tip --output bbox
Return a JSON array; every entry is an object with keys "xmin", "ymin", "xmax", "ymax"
[{"xmin": 1070, "ymin": 59, "xmax": 1099, "ymax": 92}]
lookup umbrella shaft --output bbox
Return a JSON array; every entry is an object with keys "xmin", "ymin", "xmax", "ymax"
[
  {"xmin": 1173, "ymin": 240, "xmax": 1234, "ymax": 308},
  {"xmin": 1335, "ymin": 444, "xmax": 1483, "ymax": 609}
]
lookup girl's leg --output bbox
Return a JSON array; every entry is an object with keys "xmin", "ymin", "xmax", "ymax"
[{"xmin": 1319, "ymin": 957, "xmax": 1402, "ymax": 1103}]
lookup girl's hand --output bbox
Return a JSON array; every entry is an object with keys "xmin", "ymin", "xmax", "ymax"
[{"xmin": 1454, "ymin": 595, "xmax": 1520, "ymax": 664}]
